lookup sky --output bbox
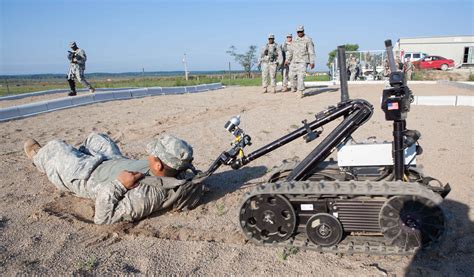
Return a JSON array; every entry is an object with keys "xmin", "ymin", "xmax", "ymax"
[{"xmin": 0, "ymin": 0, "xmax": 473, "ymax": 75}]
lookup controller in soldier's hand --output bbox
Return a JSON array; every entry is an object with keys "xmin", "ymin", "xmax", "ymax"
[{"xmin": 68, "ymin": 50, "xmax": 77, "ymax": 63}]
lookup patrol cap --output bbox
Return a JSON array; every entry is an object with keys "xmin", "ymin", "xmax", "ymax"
[
  {"xmin": 69, "ymin": 41, "xmax": 77, "ymax": 47},
  {"xmin": 296, "ymin": 25, "xmax": 304, "ymax": 32},
  {"xmin": 146, "ymin": 134, "xmax": 193, "ymax": 171},
  {"xmin": 286, "ymin": 33, "xmax": 293, "ymax": 38},
  {"xmin": 268, "ymin": 34, "xmax": 275, "ymax": 39}
]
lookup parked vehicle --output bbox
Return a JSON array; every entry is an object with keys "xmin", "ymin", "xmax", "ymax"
[
  {"xmin": 403, "ymin": 52, "xmax": 428, "ymax": 62},
  {"xmin": 414, "ymin": 55, "xmax": 455, "ymax": 71}
]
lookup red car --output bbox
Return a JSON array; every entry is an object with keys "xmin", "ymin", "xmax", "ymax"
[{"xmin": 414, "ymin": 55, "xmax": 455, "ymax": 71}]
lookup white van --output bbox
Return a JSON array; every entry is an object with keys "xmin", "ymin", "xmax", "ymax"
[{"xmin": 403, "ymin": 52, "xmax": 428, "ymax": 62}]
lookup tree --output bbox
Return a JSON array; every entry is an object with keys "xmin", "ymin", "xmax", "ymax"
[
  {"xmin": 226, "ymin": 45, "xmax": 258, "ymax": 78},
  {"xmin": 327, "ymin": 44, "xmax": 359, "ymax": 69}
]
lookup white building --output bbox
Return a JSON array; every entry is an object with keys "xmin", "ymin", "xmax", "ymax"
[{"xmin": 396, "ymin": 35, "xmax": 474, "ymax": 67}]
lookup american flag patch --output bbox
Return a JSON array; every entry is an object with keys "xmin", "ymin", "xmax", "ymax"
[{"xmin": 388, "ymin": 102, "xmax": 399, "ymax": 110}]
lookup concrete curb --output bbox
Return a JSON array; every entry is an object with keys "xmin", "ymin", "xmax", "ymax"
[
  {"xmin": 0, "ymin": 83, "xmax": 224, "ymax": 122},
  {"xmin": 0, "ymin": 87, "xmax": 135, "ymax": 101}
]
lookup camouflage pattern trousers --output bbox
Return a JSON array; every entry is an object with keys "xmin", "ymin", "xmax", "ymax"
[
  {"xmin": 290, "ymin": 62, "xmax": 307, "ymax": 91},
  {"xmin": 282, "ymin": 64, "xmax": 290, "ymax": 88},
  {"xmin": 405, "ymin": 70, "xmax": 413, "ymax": 81},
  {"xmin": 67, "ymin": 63, "xmax": 93, "ymax": 89},
  {"xmin": 261, "ymin": 62, "xmax": 277, "ymax": 88},
  {"xmin": 33, "ymin": 133, "xmax": 124, "ymax": 198}
]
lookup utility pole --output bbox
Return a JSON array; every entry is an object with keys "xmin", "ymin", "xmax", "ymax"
[
  {"xmin": 183, "ymin": 53, "xmax": 189, "ymax": 81},
  {"xmin": 5, "ymin": 78, "xmax": 10, "ymax": 95},
  {"xmin": 142, "ymin": 67, "xmax": 145, "ymax": 87}
]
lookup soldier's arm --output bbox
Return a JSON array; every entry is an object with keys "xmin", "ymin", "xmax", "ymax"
[
  {"xmin": 94, "ymin": 179, "xmax": 129, "ymax": 224},
  {"xmin": 286, "ymin": 47, "xmax": 293, "ymax": 64},
  {"xmin": 277, "ymin": 45, "xmax": 283, "ymax": 65},
  {"xmin": 308, "ymin": 39, "xmax": 316, "ymax": 64},
  {"xmin": 94, "ymin": 177, "xmax": 167, "ymax": 224},
  {"xmin": 75, "ymin": 49, "xmax": 87, "ymax": 63}
]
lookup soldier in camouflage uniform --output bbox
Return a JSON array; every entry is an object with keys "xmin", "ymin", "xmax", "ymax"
[
  {"xmin": 24, "ymin": 133, "xmax": 202, "ymax": 224},
  {"xmin": 403, "ymin": 57, "xmax": 415, "ymax": 81},
  {"xmin": 349, "ymin": 56, "xmax": 357, "ymax": 81},
  {"xmin": 67, "ymin": 41, "xmax": 95, "ymax": 97},
  {"xmin": 286, "ymin": 25, "xmax": 315, "ymax": 98},
  {"xmin": 258, "ymin": 34, "xmax": 283, "ymax": 93},
  {"xmin": 281, "ymin": 34, "xmax": 293, "ymax": 92}
]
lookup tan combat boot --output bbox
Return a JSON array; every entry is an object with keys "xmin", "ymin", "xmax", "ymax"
[
  {"xmin": 89, "ymin": 87, "xmax": 96, "ymax": 93},
  {"xmin": 262, "ymin": 87, "xmax": 268, "ymax": 94},
  {"xmin": 24, "ymin": 139, "xmax": 42, "ymax": 160},
  {"xmin": 298, "ymin": 90, "xmax": 305, "ymax": 98},
  {"xmin": 282, "ymin": 86, "xmax": 289, "ymax": 92},
  {"xmin": 271, "ymin": 86, "xmax": 276, "ymax": 94}
]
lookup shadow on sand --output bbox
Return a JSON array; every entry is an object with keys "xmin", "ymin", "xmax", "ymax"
[
  {"xmin": 199, "ymin": 166, "xmax": 268, "ymax": 205},
  {"xmin": 405, "ymin": 199, "xmax": 473, "ymax": 276},
  {"xmin": 303, "ymin": 87, "xmax": 339, "ymax": 97}
]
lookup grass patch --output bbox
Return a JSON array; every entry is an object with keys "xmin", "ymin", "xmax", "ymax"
[
  {"xmin": 77, "ymin": 255, "xmax": 97, "ymax": 271},
  {"xmin": 215, "ymin": 203, "xmax": 227, "ymax": 216},
  {"xmin": 277, "ymin": 246, "xmax": 299, "ymax": 261},
  {"xmin": 0, "ymin": 72, "xmax": 330, "ymax": 96},
  {"xmin": 469, "ymin": 74, "xmax": 474, "ymax": 81}
]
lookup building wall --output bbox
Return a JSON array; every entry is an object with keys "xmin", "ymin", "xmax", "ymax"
[{"xmin": 397, "ymin": 36, "xmax": 474, "ymax": 66}]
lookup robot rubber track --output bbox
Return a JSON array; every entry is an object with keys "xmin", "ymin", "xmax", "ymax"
[{"xmin": 238, "ymin": 177, "xmax": 447, "ymax": 255}]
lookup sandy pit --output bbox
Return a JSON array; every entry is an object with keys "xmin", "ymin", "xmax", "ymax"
[{"xmin": 0, "ymin": 84, "xmax": 472, "ymax": 275}]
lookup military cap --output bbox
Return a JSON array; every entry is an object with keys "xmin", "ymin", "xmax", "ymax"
[
  {"xmin": 69, "ymin": 41, "xmax": 77, "ymax": 47},
  {"xmin": 268, "ymin": 34, "xmax": 275, "ymax": 39},
  {"xmin": 296, "ymin": 25, "xmax": 304, "ymax": 32},
  {"xmin": 287, "ymin": 33, "xmax": 293, "ymax": 37},
  {"xmin": 146, "ymin": 134, "xmax": 193, "ymax": 170}
]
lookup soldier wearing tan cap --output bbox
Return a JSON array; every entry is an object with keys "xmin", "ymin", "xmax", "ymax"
[
  {"xmin": 258, "ymin": 34, "xmax": 283, "ymax": 93},
  {"xmin": 24, "ymin": 132, "xmax": 200, "ymax": 224},
  {"xmin": 285, "ymin": 25, "xmax": 315, "ymax": 98}
]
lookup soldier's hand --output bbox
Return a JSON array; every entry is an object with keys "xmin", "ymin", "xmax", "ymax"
[
  {"xmin": 285, "ymin": 61, "xmax": 289, "ymax": 66},
  {"xmin": 117, "ymin": 171, "xmax": 144, "ymax": 190},
  {"xmin": 310, "ymin": 63, "xmax": 315, "ymax": 69}
]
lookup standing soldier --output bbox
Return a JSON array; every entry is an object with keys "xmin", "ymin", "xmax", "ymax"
[
  {"xmin": 67, "ymin": 41, "xmax": 95, "ymax": 97},
  {"xmin": 281, "ymin": 34, "xmax": 293, "ymax": 92},
  {"xmin": 258, "ymin": 34, "xmax": 283, "ymax": 94},
  {"xmin": 349, "ymin": 56, "xmax": 357, "ymax": 81},
  {"xmin": 286, "ymin": 25, "xmax": 315, "ymax": 98},
  {"xmin": 403, "ymin": 57, "xmax": 415, "ymax": 81}
]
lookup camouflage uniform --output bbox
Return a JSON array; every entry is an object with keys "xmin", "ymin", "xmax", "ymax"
[
  {"xmin": 32, "ymin": 133, "xmax": 197, "ymax": 224},
  {"xmin": 67, "ymin": 41, "xmax": 94, "ymax": 93},
  {"xmin": 404, "ymin": 60, "xmax": 415, "ymax": 81},
  {"xmin": 259, "ymin": 34, "xmax": 283, "ymax": 93},
  {"xmin": 287, "ymin": 26, "xmax": 315, "ymax": 97},
  {"xmin": 349, "ymin": 57, "xmax": 357, "ymax": 81},
  {"xmin": 281, "ymin": 35, "xmax": 292, "ymax": 91}
]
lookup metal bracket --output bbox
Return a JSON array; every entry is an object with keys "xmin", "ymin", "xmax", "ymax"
[{"xmin": 302, "ymin": 120, "xmax": 320, "ymax": 143}]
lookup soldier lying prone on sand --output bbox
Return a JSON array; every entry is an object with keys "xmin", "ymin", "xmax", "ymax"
[{"xmin": 24, "ymin": 133, "xmax": 203, "ymax": 224}]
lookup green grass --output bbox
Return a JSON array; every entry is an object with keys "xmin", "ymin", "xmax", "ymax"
[
  {"xmin": 469, "ymin": 74, "xmax": 474, "ymax": 81},
  {"xmin": 77, "ymin": 255, "xmax": 97, "ymax": 271},
  {"xmin": 0, "ymin": 73, "xmax": 331, "ymax": 96}
]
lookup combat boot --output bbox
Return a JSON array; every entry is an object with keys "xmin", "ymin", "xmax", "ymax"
[
  {"xmin": 24, "ymin": 139, "xmax": 42, "ymax": 160},
  {"xmin": 271, "ymin": 86, "xmax": 276, "ymax": 94},
  {"xmin": 262, "ymin": 87, "xmax": 268, "ymax": 94},
  {"xmin": 282, "ymin": 86, "xmax": 289, "ymax": 92},
  {"xmin": 68, "ymin": 91, "xmax": 77, "ymax": 96},
  {"xmin": 89, "ymin": 87, "xmax": 96, "ymax": 93},
  {"xmin": 291, "ymin": 88, "xmax": 297, "ymax": 93},
  {"xmin": 298, "ymin": 90, "xmax": 305, "ymax": 98}
]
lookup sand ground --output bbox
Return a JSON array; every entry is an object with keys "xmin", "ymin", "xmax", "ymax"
[{"xmin": 0, "ymin": 84, "xmax": 472, "ymax": 275}]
